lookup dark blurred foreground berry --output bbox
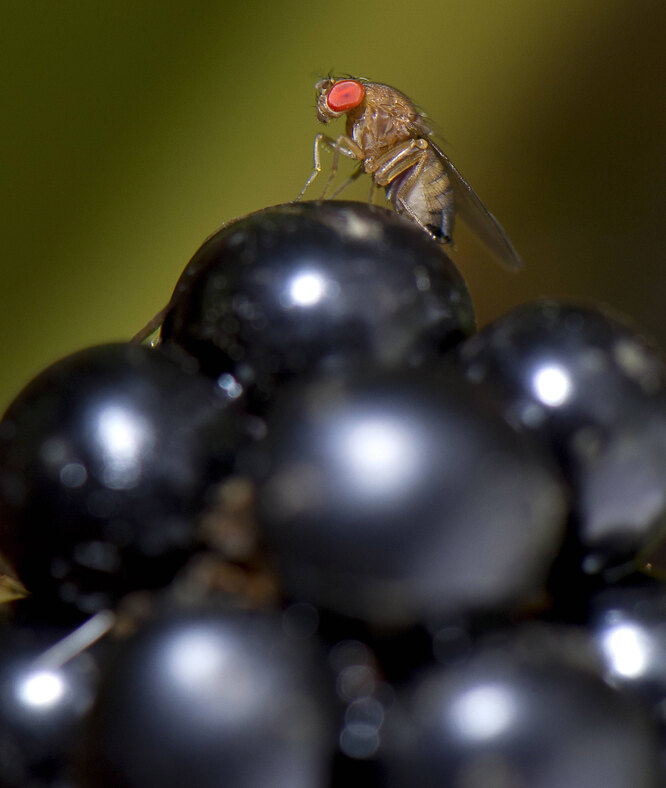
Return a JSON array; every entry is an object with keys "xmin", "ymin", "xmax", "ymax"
[
  {"xmin": 79, "ymin": 607, "xmax": 337, "ymax": 788},
  {"xmin": 459, "ymin": 300, "xmax": 666, "ymax": 574},
  {"xmin": 240, "ymin": 361, "xmax": 567, "ymax": 626},
  {"xmin": 0, "ymin": 343, "xmax": 243, "ymax": 618},
  {"xmin": 0, "ymin": 615, "xmax": 106, "ymax": 787},
  {"xmin": 379, "ymin": 626, "xmax": 662, "ymax": 787},
  {"xmin": 160, "ymin": 201, "xmax": 475, "ymax": 411}
]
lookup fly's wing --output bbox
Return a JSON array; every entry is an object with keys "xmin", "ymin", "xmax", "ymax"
[{"xmin": 428, "ymin": 139, "xmax": 523, "ymax": 271}]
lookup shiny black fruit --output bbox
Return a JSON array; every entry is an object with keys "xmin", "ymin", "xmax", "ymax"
[
  {"xmin": 0, "ymin": 344, "xmax": 242, "ymax": 617},
  {"xmin": 380, "ymin": 626, "xmax": 661, "ymax": 787},
  {"xmin": 459, "ymin": 300, "xmax": 666, "ymax": 572},
  {"xmin": 161, "ymin": 201, "xmax": 475, "ymax": 411},
  {"xmin": 241, "ymin": 362, "xmax": 566, "ymax": 626},
  {"xmin": 0, "ymin": 615, "xmax": 106, "ymax": 787},
  {"xmin": 81, "ymin": 607, "xmax": 336, "ymax": 788}
]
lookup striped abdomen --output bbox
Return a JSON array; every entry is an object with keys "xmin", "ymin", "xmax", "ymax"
[{"xmin": 385, "ymin": 146, "xmax": 455, "ymax": 243}]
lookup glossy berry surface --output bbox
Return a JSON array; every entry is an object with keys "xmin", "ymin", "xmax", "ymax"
[
  {"xmin": 0, "ymin": 617, "xmax": 103, "ymax": 787},
  {"xmin": 241, "ymin": 362, "xmax": 567, "ymax": 626},
  {"xmin": 379, "ymin": 626, "xmax": 662, "ymax": 787},
  {"xmin": 589, "ymin": 581, "xmax": 666, "ymax": 714},
  {"xmin": 459, "ymin": 300, "xmax": 666, "ymax": 571},
  {"xmin": 160, "ymin": 201, "xmax": 475, "ymax": 411},
  {"xmin": 80, "ymin": 607, "xmax": 336, "ymax": 788},
  {"xmin": 0, "ymin": 343, "xmax": 242, "ymax": 616}
]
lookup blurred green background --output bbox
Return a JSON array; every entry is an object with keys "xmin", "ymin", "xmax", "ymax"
[{"xmin": 1, "ymin": 0, "xmax": 664, "ymax": 412}]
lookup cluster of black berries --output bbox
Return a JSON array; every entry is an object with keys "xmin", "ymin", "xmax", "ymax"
[{"xmin": 1, "ymin": 201, "xmax": 666, "ymax": 787}]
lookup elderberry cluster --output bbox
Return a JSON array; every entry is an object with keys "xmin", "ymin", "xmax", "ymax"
[{"xmin": 1, "ymin": 201, "xmax": 666, "ymax": 787}]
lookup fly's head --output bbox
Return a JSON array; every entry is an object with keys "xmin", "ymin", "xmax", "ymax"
[{"xmin": 314, "ymin": 78, "xmax": 366, "ymax": 124}]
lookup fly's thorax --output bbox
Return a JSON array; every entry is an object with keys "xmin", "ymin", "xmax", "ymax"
[
  {"xmin": 342, "ymin": 82, "xmax": 419, "ymax": 159},
  {"xmin": 362, "ymin": 82, "xmax": 420, "ymax": 123},
  {"xmin": 348, "ymin": 108, "xmax": 416, "ymax": 161}
]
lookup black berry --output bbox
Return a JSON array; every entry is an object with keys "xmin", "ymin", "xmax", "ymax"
[
  {"xmin": 241, "ymin": 362, "xmax": 566, "ymax": 626},
  {"xmin": 80, "ymin": 607, "xmax": 336, "ymax": 788},
  {"xmin": 160, "ymin": 201, "xmax": 475, "ymax": 411},
  {"xmin": 379, "ymin": 626, "xmax": 661, "ymax": 787},
  {"xmin": 459, "ymin": 300, "xmax": 666, "ymax": 572},
  {"xmin": 0, "ymin": 343, "xmax": 242, "ymax": 617}
]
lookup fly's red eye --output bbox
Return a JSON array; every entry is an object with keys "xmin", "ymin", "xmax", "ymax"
[{"xmin": 326, "ymin": 80, "xmax": 365, "ymax": 113}]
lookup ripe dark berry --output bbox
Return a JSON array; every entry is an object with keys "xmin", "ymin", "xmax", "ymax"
[
  {"xmin": 0, "ymin": 616, "xmax": 105, "ymax": 787},
  {"xmin": 379, "ymin": 626, "xmax": 662, "ymax": 787},
  {"xmin": 240, "ymin": 362, "xmax": 567, "ymax": 626},
  {"xmin": 0, "ymin": 343, "xmax": 242, "ymax": 617},
  {"xmin": 160, "ymin": 201, "xmax": 475, "ymax": 411},
  {"xmin": 80, "ymin": 607, "xmax": 337, "ymax": 788},
  {"xmin": 459, "ymin": 300, "xmax": 666, "ymax": 572}
]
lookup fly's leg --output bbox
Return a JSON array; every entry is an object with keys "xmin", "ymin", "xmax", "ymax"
[
  {"xmin": 391, "ymin": 149, "xmax": 433, "ymax": 235},
  {"xmin": 330, "ymin": 164, "xmax": 364, "ymax": 199},
  {"xmin": 296, "ymin": 134, "xmax": 363, "ymax": 200},
  {"xmin": 296, "ymin": 134, "xmax": 328, "ymax": 200},
  {"xmin": 368, "ymin": 139, "xmax": 428, "ymax": 189},
  {"xmin": 369, "ymin": 138, "xmax": 429, "ymax": 185},
  {"xmin": 324, "ymin": 135, "xmax": 365, "ymax": 198}
]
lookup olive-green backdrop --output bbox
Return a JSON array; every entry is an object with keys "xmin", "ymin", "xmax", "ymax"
[{"xmin": 1, "ymin": 1, "xmax": 664, "ymax": 411}]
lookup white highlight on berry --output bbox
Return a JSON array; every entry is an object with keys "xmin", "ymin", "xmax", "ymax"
[
  {"xmin": 286, "ymin": 270, "xmax": 327, "ymax": 307},
  {"xmin": 95, "ymin": 405, "xmax": 150, "ymax": 488},
  {"xmin": 600, "ymin": 622, "xmax": 650, "ymax": 680},
  {"xmin": 450, "ymin": 683, "xmax": 516, "ymax": 741},
  {"xmin": 531, "ymin": 363, "xmax": 572, "ymax": 407},
  {"xmin": 336, "ymin": 415, "xmax": 421, "ymax": 496},
  {"xmin": 166, "ymin": 629, "xmax": 226, "ymax": 689},
  {"xmin": 163, "ymin": 627, "xmax": 263, "ymax": 722},
  {"xmin": 97, "ymin": 405, "xmax": 145, "ymax": 459},
  {"xmin": 17, "ymin": 670, "xmax": 65, "ymax": 708}
]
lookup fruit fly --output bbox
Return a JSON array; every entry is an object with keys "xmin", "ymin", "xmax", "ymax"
[{"xmin": 297, "ymin": 76, "xmax": 522, "ymax": 270}]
